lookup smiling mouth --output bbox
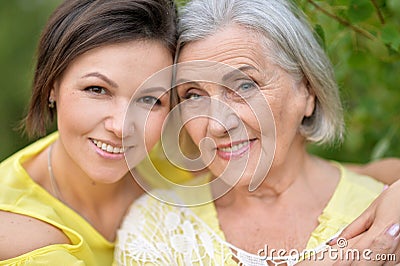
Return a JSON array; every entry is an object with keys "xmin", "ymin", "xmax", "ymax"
[
  {"xmin": 219, "ymin": 140, "xmax": 250, "ymax": 152},
  {"xmin": 216, "ymin": 139, "xmax": 256, "ymax": 159},
  {"xmin": 91, "ymin": 139, "xmax": 125, "ymax": 154}
]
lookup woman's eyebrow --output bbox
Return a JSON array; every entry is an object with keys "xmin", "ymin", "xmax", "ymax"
[
  {"xmin": 175, "ymin": 66, "xmax": 257, "ymax": 86},
  {"xmin": 222, "ymin": 65, "xmax": 257, "ymax": 82},
  {"xmin": 174, "ymin": 78, "xmax": 202, "ymax": 87},
  {"xmin": 138, "ymin": 86, "xmax": 168, "ymax": 94},
  {"xmin": 81, "ymin": 72, "xmax": 118, "ymax": 88}
]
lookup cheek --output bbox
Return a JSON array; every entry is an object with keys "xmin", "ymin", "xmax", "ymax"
[
  {"xmin": 242, "ymin": 109, "xmax": 260, "ymax": 133},
  {"xmin": 184, "ymin": 118, "xmax": 208, "ymax": 145},
  {"xmin": 264, "ymin": 92, "xmax": 308, "ymax": 157},
  {"xmin": 144, "ymin": 110, "xmax": 169, "ymax": 149},
  {"xmin": 57, "ymin": 93, "xmax": 104, "ymax": 134},
  {"xmin": 234, "ymin": 102, "xmax": 263, "ymax": 135},
  {"xmin": 276, "ymin": 99, "xmax": 305, "ymax": 132}
]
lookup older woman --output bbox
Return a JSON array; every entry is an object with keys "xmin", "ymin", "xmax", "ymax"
[{"xmin": 114, "ymin": 0, "xmax": 399, "ymax": 265}]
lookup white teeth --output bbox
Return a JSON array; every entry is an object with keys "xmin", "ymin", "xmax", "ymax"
[
  {"xmin": 219, "ymin": 141, "xmax": 249, "ymax": 153},
  {"xmin": 91, "ymin": 139, "xmax": 125, "ymax": 154}
]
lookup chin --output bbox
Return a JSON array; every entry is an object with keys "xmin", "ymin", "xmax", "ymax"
[{"xmin": 93, "ymin": 168, "xmax": 130, "ymax": 184}]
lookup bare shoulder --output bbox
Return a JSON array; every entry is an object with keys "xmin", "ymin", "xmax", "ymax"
[{"xmin": 0, "ymin": 210, "xmax": 70, "ymax": 260}]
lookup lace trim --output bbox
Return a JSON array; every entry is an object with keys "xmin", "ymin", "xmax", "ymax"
[{"xmin": 114, "ymin": 191, "xmax": 337, "ymax": 266}]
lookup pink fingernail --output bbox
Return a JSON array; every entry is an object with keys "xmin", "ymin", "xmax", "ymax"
[
  {"xmin": 386, "ymin": 223, "xmax": 400, "ymax": 237},
  {"xmin": 327, "ymin": 237, "xmax": 337, "ymax": 246}
]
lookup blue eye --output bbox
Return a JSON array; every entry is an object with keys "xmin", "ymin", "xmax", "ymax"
[
  {"xmin": 184, "ymin": 93, "xmax": 202, "ymax": 100},
  {"xmin": 238, "ymin": 81, "xmax": 256, "ymax": 91},
  {"xmin": 85, "ymin": 86, "xmax": 107, "ymax": 95},
  {"xmin": 137, "ymin": 96, "xmax": 161, "ymax": 105}
]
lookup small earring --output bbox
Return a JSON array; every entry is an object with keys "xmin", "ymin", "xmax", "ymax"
[{"xmin": 48, "ymin": 98, "xmax": 55, "ymax": 109}]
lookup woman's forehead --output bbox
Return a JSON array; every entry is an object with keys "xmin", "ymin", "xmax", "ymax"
[{"xmin": 177, "ymin": 24, "xmax": 267, "ymax": 64}]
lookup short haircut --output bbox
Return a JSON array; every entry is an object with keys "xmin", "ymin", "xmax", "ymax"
[
  {"xmin": 24, "ymin": 0, "xmax": 177, "ymax": 137},
  {"xmin": 178, "ymin": 0, "xmax": 344, "ymax": 144}
]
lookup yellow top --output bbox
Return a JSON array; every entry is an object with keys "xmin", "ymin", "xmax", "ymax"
[
  {"xmin": 0, "ymin": 133, "xmax": 113, "ymax": 266},
  {"xmin": 135, "ymin": 141, "xmax": 194, "ymax": 189},
  {"xmin": 306, "ymin": 162, "xmax": 384, "ymax": 249},
  {"xmin": 114, "ymin": 163, "xmax": 384, "ymax": 265}
]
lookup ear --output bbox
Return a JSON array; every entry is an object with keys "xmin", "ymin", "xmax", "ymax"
[
  {"xmin": 49, "ymin": 79, "xmax": 60, "ymax": 102},
  {"xmin": 49, "ymin": 89, "xmax": 56, "ymax": 101},
  {"xmin": 304, "ymin": 84, "xmax": 315, "ymax": 118}
]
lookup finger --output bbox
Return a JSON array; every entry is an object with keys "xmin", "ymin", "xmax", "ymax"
[
  {"xmin": 350, "ymin": 223, "xmax": 400, "ymax": 266},
  {"xmin": 330, "ymin": 209, "xmax": 375, "ymax": 246},
  {"xmin": 390, "ymin": 245, "xmax": 400, "ymax": 265},
  {"xmin": 332, "ymin": 224, "xmax": 399, "ymax": 266}
]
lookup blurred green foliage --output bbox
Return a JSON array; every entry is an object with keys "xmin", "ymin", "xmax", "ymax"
[
  {"xmin": 0, "ymin": 0, "xmax": 399, "ymax": 163},
  {"xmin": 0, "ymin": 0, "xmax": 61, "ymax": 161},
  {"xmin": 296, "ymin": 0, "xmax": 400, "ymax": 163}
]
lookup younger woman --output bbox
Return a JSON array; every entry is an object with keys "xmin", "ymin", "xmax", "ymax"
[{"xmin": 0, "ymin": 0, "xmax": 176, "ymax": 264}]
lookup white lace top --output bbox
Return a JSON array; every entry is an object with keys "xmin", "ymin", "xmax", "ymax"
[
  {"xmin": 114, "ymin": 165, "xmax": 384, "ymax": 265},
  {"xmin": 114, "ymin": 190, "xmax": 317, "ymax": 265}
]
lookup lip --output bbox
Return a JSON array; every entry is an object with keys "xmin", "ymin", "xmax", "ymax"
[
  {"xmin": 90, "ymin": 138, "xmax": 126, "ymax": 160},
  {"xmin": 216, "ymin": 138, "xmax": 257, "ymax": 160}
]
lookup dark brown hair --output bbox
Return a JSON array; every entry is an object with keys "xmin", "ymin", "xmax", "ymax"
[{"xmin": 24, "ymin": 0, "xmax": 177, "ymax": 137}]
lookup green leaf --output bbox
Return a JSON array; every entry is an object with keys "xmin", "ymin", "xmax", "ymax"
[
  {"xmin": 381, "ymin": 24, "xmax": 400, "ymax": 51},
  {"xmin": 365, "ymin": 37, "xmax": 390, "ymax": 59},
  {"xmin": 347, "ymin": 0, "xmax": 374, "ymax": 23},
  {"xmin": 388, "ymin": 0, "xmax": 400, "ymax": 17},
  {"xmin": 348, "ymin": 52, "xmax": 368, "ymax": 69},
  {"xmin": 175, "ymin": 0, "xmax": 189, "ymax": 7},
  {"xmin": 314, "ymin": 24, "xmax": 326, "ymax": 50}
]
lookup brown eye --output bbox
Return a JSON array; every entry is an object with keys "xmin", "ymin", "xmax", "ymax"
[{"xmin": 85, "ymin": 86, "xmax": 107, "ymax": 95}]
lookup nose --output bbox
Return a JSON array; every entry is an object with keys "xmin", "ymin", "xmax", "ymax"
[
  {"xmin": 104, "ymin": 101, "xmax": 128, "ymax": 138},
  {"xmin": 207, "ymin": 97, "xmax": 239, "ymax": 137}
]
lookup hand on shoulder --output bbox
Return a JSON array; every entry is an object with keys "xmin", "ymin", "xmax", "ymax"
[{"xmin": 0, "ymin": 210, "xmax": 70, "ymax": 260}]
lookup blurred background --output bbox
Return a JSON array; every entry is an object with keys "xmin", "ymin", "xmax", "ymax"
[
  {"xmin": 0, "ymin": 0, "xmax": 399, "ymax": 163},
  {"xmin": 0, "ymin": 0, "xmax": 61, "ymax": 161}
]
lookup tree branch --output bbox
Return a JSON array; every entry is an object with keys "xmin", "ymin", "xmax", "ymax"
[
  {"xmin": 370, "ymin": 0, "xmax": 385, "ymax": 24},
  {"xmin": 306, "ymin": 0, "xmax": 376, "ymax": 40}
]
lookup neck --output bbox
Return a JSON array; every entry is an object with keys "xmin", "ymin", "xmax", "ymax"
[
  {"xmin": 215, "ymin": 140, "xmax": 314, "ymax": 207},
  {"xmin": 24, "ymin": 139, "xmax": 143, "ymax": 242},
  {"xmin": 49, "ymin": 140, "xmax": 143, "ymax": 241}
]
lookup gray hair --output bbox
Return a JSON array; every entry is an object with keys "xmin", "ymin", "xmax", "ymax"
[{"xmin": 177, "ymin": 0, "xmax": 344, "ymax": 145}]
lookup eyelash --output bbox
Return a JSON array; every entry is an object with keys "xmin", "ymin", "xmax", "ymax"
[
  {"xmin": 179, "ymin": 79, "xmax": 258, "ymax": 101},
  {"xmin": 178, "ymin": 86, "xmax": 204, "ymax": 101},
  {"xmin": 137, "ymin": 96, "xmax": 162, "ymax": 106},
  {"xmin": 182, "ymin": 92, "xmax": 202, "ymax": 100},
  {"xmin": 84, "ymin": 86, "xmax": 108, "ymax": 95},
  {"xmin": 237, "ymin": 80, "xmax": 257, "ymax": 91},
  {"xmin": 83, "ymin": 84, "xmax": 163, "ymax": 107}
]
